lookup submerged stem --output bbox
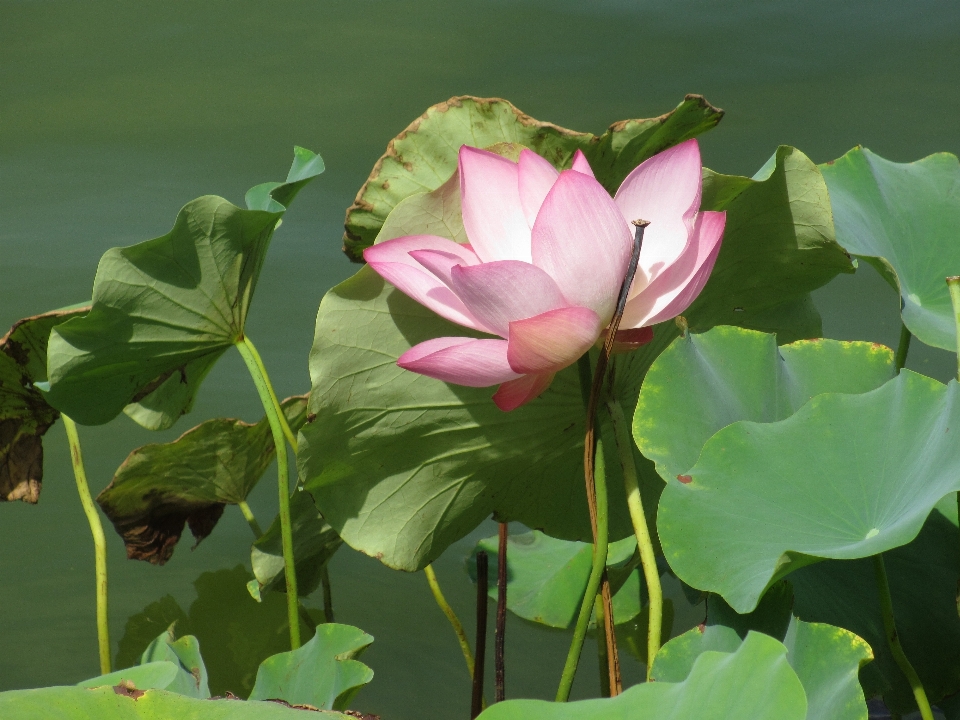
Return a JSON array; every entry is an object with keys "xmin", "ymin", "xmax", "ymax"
[
  {"xmin": 320, "ymin": 565, "xmax": 335, "ymax": 623},
  {"xmin": 607, "ymin": 396, "xmax": 663, "ymax": 679},
  {"xmin": 894, "ymin": 321, "xmax": 912, "ymax": 372},
  {"xmin": 238, "ymin": 500, "xmax": 264, "ymax": 538},
  {"xmin": 873, "ymin": 554, "xmax": 933, "ymax": 720},
  {"xmin": 425, "ymin": 564, "xmax": 475, "ymax": 679},
  {"xmin": 236, "ymin": 336, "xmax": 300, "ymax": 649},
  {"xmin": 595, "ymin": 593, "xmax": 610, "ymax": 697},
  {"xmin": 62, "ymin": 415, "xmax": 111, "ymax": 675},
  {"xmin": 495, "ymin": 522, "xmax": 508, "ymax": 703},
  {"xmin": 241, "ymin": 335, "xmax": 298, "ymax": 453},
  {"xmin": 472, "ymin": 551, "xmax": 489, "ymax": 718}
]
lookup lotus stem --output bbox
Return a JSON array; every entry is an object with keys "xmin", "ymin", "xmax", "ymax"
[
  {"xmin": 62, "ymin": 415, "xmax": 111, "ymax": 676},
  {"xmin": 495, "ymin": 522, "xmax": 508, "ymax": 702},
  {"xmin": 472, "ymin": 551, "xmax": 489, "ymax": 718},
  {"xmin": 424, "ymin": 564, "xmax": 475, "ymax": 679},
  {"xmin": 607, "ymin": 396, "xmax": 663, "ymax": 679},
  {"xmin": 556, "ymin": 220, "xmax": 646, "ymax": 702},
  {"xmin": 236, "ymin": 336, "xmax": 300, "ymax": 649},
  {"xmin": 555, "ymin": 437, "xmax": 611, "ymax": 702},
  {"xmin": 241, "ymin": 335, "xmax": 298, "ymax": 453},
  {"xmin": 238, "ymin": 500, "xmax": 264, "ymax": 538},
  {"xmin": 894, "ymin": 321, "xmax": 912, "ymax": 372},
  {"xmin": 947, "ymin": 277, "xmax": 960, "ymax": 618},
  {"xmin": 594, "ymin": 593, "xmax": 610, "ymax": 697},
  {"xmin": 873, "ymin": 554, "xmax": 933, "ymax": 720},
  {"xmin": 320, "ymin": 564, "xmax": 334, "ymax": 623}
]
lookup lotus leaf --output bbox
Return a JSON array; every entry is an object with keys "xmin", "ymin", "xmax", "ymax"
[
  {"xmin": 43, "ymin": 148, "xmax": 323, "ymax": 428},
  {"xmin": 658, "ymin": 370, "xmax": 960, "ymax": 613},
  {"xmin": 821, "ymin": 147, "xmax": 960, "ymax": 351},
  {"xmin": 476, "ymin": 631, "xmax": 806, "ymax": 720},
  {"xmin": 634, "ymin": 326, "xmax": 896, "ymax": 483},
  {"xmin": 250, "ymin": 488, "xmax": 342, "ymax": 599},
  {"xmin": 0, "ymin": 303, "xmax": 89, "ymax": 503},
  {"xmin": 467, "ymin": 531, "xmax": 642, "ymax": 629},
  {"xmin": 248, "ymin": 624, "xmax": 373, "ymax": 710},
  {"xmin": 300, "ymin": 146, "xmax": 852, "ymax": 571},
  {"xmin": 341, "ymin": 94, "xmax": 724, "ymax": 261},
  {"xmin": 652, "ymin": 618, "xmax": 871, "ymax": 720},
  {"xmin": 97, "ymin": 396, "xmax": 307, "ymax": 564},
  {"xmin": 75, "ymin": 662, "xmax": 182, "ymax": 692},
  {"xmin": 138, "ymin": 628, "xmax": 210, "ymax": 698}
]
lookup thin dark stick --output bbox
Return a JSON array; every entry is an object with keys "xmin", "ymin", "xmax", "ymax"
[
  {"xmin": 320, "ymin": 565, "xmax": 334, "ymax": 623},
  {"xmin": 495, "ymin": 522, "xmax": 508, "ymax": 702},
  {"xmin": 600, "ymin": 570, "xmax": 621, "ymax": 694},
  {"xmin": 471, "ymin": 551, "xmax": 489, "ymax": 719}
]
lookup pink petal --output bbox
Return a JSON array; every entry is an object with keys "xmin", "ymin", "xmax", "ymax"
[
  {"xmin": 506, "ymin": 306, "xmax": 603, "ymax": 375},
  {"xmin": 610, "ymin": 326, "xmax": 655, "ymax": 354},
  {"xmin": 531, "ymin": 170, "xmax": 633, "ymax": 320},
  {"xmin": 615, "ymin": 139, "xmax": 703, "ymax": 290},
  {"xmin": 459, "ymin": 146, "xmax": 532, "ymax": 263},
  {"xmin": 397, "ymin": 337, "xmax": 521, "ymax": 387},
  {"xmin": 571, "ymin": 149, "xmax": 595, "ymax": 178},
  {"xmin": 364, "ymin": 236, "xmax": 486, "ymax": 331},
  {"xmin": 408, "ymin": 248, "xmax": 470, "ymax": 288},
  {"xmin": 449, "ymin": 260, "xmax": 568, "ymax": 338},
  {"xmin": 620, "ymin": 211, "xmax": 725, "ymax": 328},
  {"xmin": 492, "ymin": 372, "xmax": 556, "ymax": 412},
  {"xmin": 518, "ymin": 149, "xmax": 560, "ymax": 228}
]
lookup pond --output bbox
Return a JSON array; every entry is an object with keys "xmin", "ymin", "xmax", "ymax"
[{"xmin": 2, "ymin": 1, "xmax": 959, "ymax": 717}]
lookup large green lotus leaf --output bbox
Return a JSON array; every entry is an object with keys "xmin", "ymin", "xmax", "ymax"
[
  {"xmin": 248, "ymin": 624, "xmax": 373, "ymax": 710},
  {"xmin": 659, "ymin": 370, "xmax": 960, "ymax": 613},
  {"xmin": 115, "ymin": 566, "xmax": 323, "ymax": 697},
  {"xmin": 341, "ymin": 94, "xmax": 723, "ymax": 261},
  {"xmin": 477, "ymin": 631, "xmax": 806, "ymax": 720},
  {"xmin": 245, "ymin": 145, "xmax": 327, "ymax": 213},
  {"xmin": 249, "ymin": 488, "xmax": 343, "ymax": 600},
  {"xmin": 0, "ymin": 686, "xmax": 348, "ymax": 719},
  {"xmin": 138, "ymin": 627, "xmax": 210, "ymax": 698},
  {"xmin": 301, "ymin": 146, "xmax": 853, "ymax": 571},
  {"xmin": 76, "ymin": 662, "xmax": 181, "ymax": 692},
  {"xmin": 43, "ymin": 148, "xmax": 323, "ymax": 428},
  {"xmin": 791, "ymin": 509, "xmax": 960, "ymax": 714},
  {"xmin": 466, "ymin": 531, "xmax": 642, "ymax": 629},
  {"xmin": 635, "ymin": 326, "xmax": 896, "ymax": 483},
  {"xmin": 821, "ymin": 147, "xmax": 960, "ymax": 351},
  {"xmin": 0, "ymin": 303, "xmax": 89, "ymax": 503},
  {"xmin": 652, "ymin": 618, "xmax": 871, "ymax": 720},
  {"xmin": 97, "ymin": 396, "xmax": 307, "ymax": 565}
]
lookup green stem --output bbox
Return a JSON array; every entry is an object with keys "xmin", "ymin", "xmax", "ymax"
[
  {"xmin": 242, "ymin": 335, "xmax": 298, "ymax": 453},
  {"xmin": 238, "ymin": 500, "xmax": 264, "ymax": 538},
  {"xmin": 556, "ymin": 437, "xmax": 610, "ymax": 702},
  {"xmin": 62, "ymin": 415, "xmax": 111, "ymax": 675},
  {"xmin": 425, "ymin": 564, "xmax": 475, "ymax": 679},
  {"xmin": 872, "ymin": 554, "xmax": 933, "ymax": 720},
  {"xmin": 894, "ymin": 321, "xmax": 912, "ymax": 372},
  {"xmin": 948, "ymin": 277, "xmax": 960, "ymax": 381},
  {"xmin": 236, "ymin": 336, "xmax": 300, "ymax": 649},
  {"xmin": 606, "ymin": 397, "xmax": 663, "ymax": 679}
]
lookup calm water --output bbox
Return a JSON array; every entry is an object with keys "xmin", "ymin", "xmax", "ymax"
[{"xmin": 2, "ymin": 1, "xmax": 960, "ymax": 717}]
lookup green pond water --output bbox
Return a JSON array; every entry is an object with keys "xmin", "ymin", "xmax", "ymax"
[{"xmin": 2, "ymin": 1, "xmax": 959, "ymax": 716}]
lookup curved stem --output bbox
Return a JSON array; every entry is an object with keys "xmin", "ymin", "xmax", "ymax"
[
  {"xmin": 873, "ymin": 554, "xmax": 933, "ymax": 720},
  {"xmin": 495, "ymin": 522, "xmax": 508, "ymax": 702},
  {"xmin": 236, "ymin": 336, "xmax": 300, "ymax": 649},
  {"xmin": 606, "ymin": 397, "xmax": 662, "ymax": 679},
  {"xmin": 894, "ymin": 321, "xmax": 912, "ymax": 372},
  {"xmin": 556, "ymin": 437, "xmax": 610, "ymax": 702},
  {"xmin": 424, "ymin": 564, "xmax": 475, "ymax": 679},
  {"xmin": 238, "ymin": 500, "xmax": 264, "ymax": 538},
  {"xmin": 62, "ymin": 415, "xmax": 111, "ymax": 675},
  {"xmin": 241, "ymin": 335, "xmax": 298, "ymax": 453}
]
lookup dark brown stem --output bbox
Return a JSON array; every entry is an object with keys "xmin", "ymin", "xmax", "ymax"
[
  {"xmin": 495, "ymin": 522, "xmax": 508, "ymax": 702},
  {"xmin": 600, "ymin": 569, "xmax": 621, "ymax": 694},
  {"xmin": 471, "ymin": 551, "xmax": 489, "ymax": 719}
]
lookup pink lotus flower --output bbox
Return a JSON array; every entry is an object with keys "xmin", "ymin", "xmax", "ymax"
[{"xmin": 364, "ymin": 139, "xmax": 725, "ymax": 411}]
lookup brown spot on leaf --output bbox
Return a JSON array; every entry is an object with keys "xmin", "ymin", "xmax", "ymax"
[
  {"xmin": 113, "ymin": 681, "xmax": 145, "ymax": 699},
  {"xmin": 344, "ymin": 712, "xmax": 381, "ymax": 720},
  {"xmin": 106, "ymin": 502, "xmax": 226, "ymax": 565},
  {"xmin": 0, "ymin": 417, "xmax": 52, "ymax": 503},
  {"xmin": 130, "ymin": 368, "xmax": 177, "ymax": 403},
  {"xmin": 677, "ymin": 474, "xmax": 693, "ymax": 484},
  {"xmin": 306, "ymin": 413, "xmax": 317, "ymax": 423}
]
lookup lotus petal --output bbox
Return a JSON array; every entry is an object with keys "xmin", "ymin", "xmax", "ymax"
[
  {"xmin": 506, "ymin": 306, "xmax": 602, "ymax": 375},
  {"xmin": 518, "ymin": 149, "xmax": 560, "ymax": 228},
  {"xmin": 492, "ymin": 372, "xmax": 556, "ymax": 412},
  {"xmin": 397, "ymin": 337, "xmax": 520, "ymax": 387}
]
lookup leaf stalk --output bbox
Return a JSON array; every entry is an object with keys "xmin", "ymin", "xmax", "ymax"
[
  {"xmin": 236, "ymin": 336, "xmax": 300, "ymax": 649},
  {"xmin": 424, "ymin": 564, "xmax": 475, "ymax": 679},
  {"xmin": 241, "ymin": 335, "xmax": 299, "ymax": 453},
  {"xmin": 607, "ymin": 396, "xmax": 663, "ymax": 679},
  {"xmin": 872, "ymin": 553, "xmax": 933, "ymax": 720},
  {"xmin": 62, "ymin": 415, "xmax": 111, "ymax": 675}
]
